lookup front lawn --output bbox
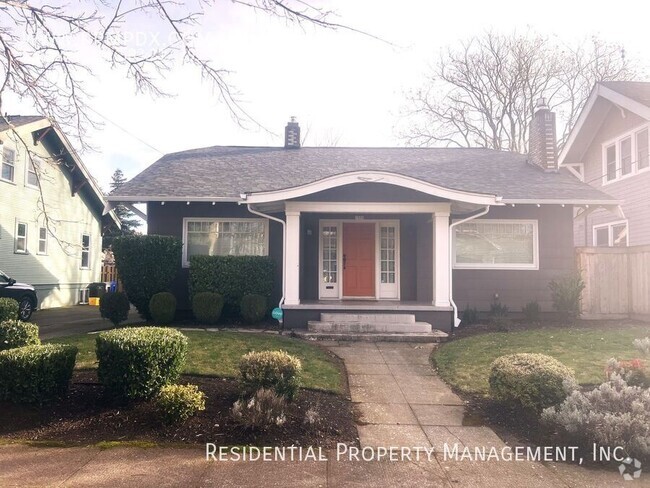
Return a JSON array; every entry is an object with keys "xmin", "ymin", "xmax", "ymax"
[
  {"xmin": 432, "ymin": 324, "xmax": 649, "ymax": 395},
  {"xmin": 48, "ymin": 330, "xmax": 342, "ymax": 393}
]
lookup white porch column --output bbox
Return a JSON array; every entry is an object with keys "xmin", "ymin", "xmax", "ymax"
[
  {"xmin": 284, "ymin": 210, "xmax": 301, "ymax": 305},
  {"xmin": 433, "ymin": 212, "xmax": 451, "ymax": 307}
]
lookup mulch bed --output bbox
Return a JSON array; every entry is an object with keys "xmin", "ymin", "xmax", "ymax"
[{"xmin": 0, "ymin": 371, "xmax": 359, "ymax": 448}]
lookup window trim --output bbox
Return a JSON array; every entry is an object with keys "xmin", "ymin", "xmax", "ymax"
[
  {"xmin": 80, "ymin": 233, "xmax": 91, "ymax": 269},
  {"xmin": 602, "ymin": 123, "xmax": 650, "ymax": 185},
  {"xmin": 37, "ymin": 226, "xmax": 48, "ymax": 255},
  {"xmin": 182, "ymin": 217, "xmax": 269, "ymax": 267},
  {"xmin": 592, "ymin": 219, "xmax": 629, "ymax": 247},
  {"xmin": 15, "ymin": 221, "xmax": 28, "ymax": 254},
  {"xmin": 452, "ymin": 219, "xmax": 539, "ymax": 270},
  {"xmin": 2, "ymin": 147, "xmax": 16, "ymax": 184}
]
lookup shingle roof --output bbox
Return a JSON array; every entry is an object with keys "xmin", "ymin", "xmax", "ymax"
[
  {"xmin": 0, "ymin": 115, "xmax": 46, "ymax": 132},
  {"xmin": 112, "ymin": 145, "xmax": 616, "ymax": 203},
  {"xmin": 601, "ymin": 81, "xmax": 650, "ymax": 107}
]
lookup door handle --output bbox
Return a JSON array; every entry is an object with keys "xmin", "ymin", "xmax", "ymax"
[{"xmin": 343, "ymin": 254, "xmax": 347, "ymax": 270}]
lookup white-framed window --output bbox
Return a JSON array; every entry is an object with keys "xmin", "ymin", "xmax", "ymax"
[
  {"xmin": 81, "ymin": 234, "xmax": 90, "ymax": 268},
  {"xmin": 2, "ymin": 147, "xmax": 16, "ymax": 183},
  {"xmin": 602, "ymin": 124, "xmax": 650, "ymax": 184},
  {"xmin": 15, "ymin": 221, "xmax": 27, "ymax": 253},
  {"xmin": 453, "ymin": 219, "xmax": 539, "ymax": 270},
  {"xmin": 38, "ymin": 226, "xmax": 48, "ymax": 255},
  {"xmin": 593, "ymin": 220, "xmax": 628, "ymax": 247},
  {"xmin": 182, "ymin": 218, "xmax": 268, "ymax": 267},
  {"xmin": 26, "ymin": 157, "xmax": 39, "ymax": 187}
]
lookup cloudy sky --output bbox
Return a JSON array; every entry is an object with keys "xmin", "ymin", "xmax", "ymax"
[{"xmin": 6, "ymin": 0, "xmax": 650, "ymax": 191}]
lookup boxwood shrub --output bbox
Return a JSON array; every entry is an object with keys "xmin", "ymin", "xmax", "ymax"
[
  {"xmin": 0, "ymin": 298, "xmax": 19, "ymax": 322},
  {"xmin": 192, "ymin": 292, "xmax": 224, "ymax": 324},
  {"xmin": 240, "ymin": 294, "xmax": 267, "ymax": 324},
  {"xmin": 489, "ymin": 353, "xmax": 575, "ymax": 412},
  {"xmin": 99, "ymin": 291, "xmax": 131, "ymax": 326},
  {"xmin": 96, "ymin": 327, "xmax": 188, "ymax": 401},
  {"xmin": 239, "ymin": 350, "xmax": 302, "ymax": 400},
  {"xmin": 0, "ymin": 320, "xmax": 40, "ymax": 351},
  {"xmin": 156, "ymin": 383, "xmax": 206, "ymax": 424},
  {"xmin": 189, "ymin": 255, "xmax": 274, "ymax": 316},
  {"xmin": 149, "ymin": 292, "xmax": 177, "ymax": 324},
  {"xmin": 112, "ymin": 235, "xmax": 182, "ymax": 320},
  {"xmin": 0, "ymin": 344, "xmax": 78, "ymax": 403}
]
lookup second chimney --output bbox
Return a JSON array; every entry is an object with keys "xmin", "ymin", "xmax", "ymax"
[
  {"xmin": 284, "ymin": 117, "xmax": 300, "ymax": 149},
  {"xmin": 528, "ymin": 98, "xmax": 558, "ymax": 172}
]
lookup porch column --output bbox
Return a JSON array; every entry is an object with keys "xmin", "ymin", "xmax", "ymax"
[
  {"xmin": 284, "ymin": 210, "xmax": 301, "ymax": 305},
  {"xmin": 433, "ymin": 212, "xmax": 451, "ymax": 307}
]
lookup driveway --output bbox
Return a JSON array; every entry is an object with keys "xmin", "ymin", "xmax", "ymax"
[{"xmin": 32, "ymin": 305, "xmax": 142, "ymax": 339}]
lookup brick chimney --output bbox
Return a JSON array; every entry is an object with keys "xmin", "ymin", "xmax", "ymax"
[
  {"xmin": 528, "ymin": 98, "xmax": 558, "ymax": 172},
  {"xmin": 284, "ymin": 116, "xmax": 300, "ymax": 149}
]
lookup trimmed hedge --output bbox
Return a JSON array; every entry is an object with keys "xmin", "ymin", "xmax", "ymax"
[
  {"xmin": 99, "ymin": 291, "xmax": 131, "ymax": 326},
  {"xmin": 240, "ymin": 294, "xmax": 267, "ymax": 324},
  {"xmin": 0, "ymin": 344, "xmax": 78, "ymax": 403},
  {"xmin": 192, "ymin": 292, "xmax": 224, "ymax": 324},
  {"xmin": 112, "ymin": 235, "xmax": 182, "ymax": 320},
  {"xmin": 156, "ymin": 383, "xmax": 206, "ymax": 424},
  {"xmin": 0, "ymin": 320, "xmax": 40, "ymax": 351},
  {"xmin": 189, "ymin": 255, "xmax": 274, "ymax": 316},
  {"xmin": 0, "ymin": 298, "xmax": 19, "ymax": 322},
  {"xmin": 149, "ymin": 292, "xmax": 177, "ymax": 324},
  {"xmin": 239, "ymin": 350, "xmax": 302, "ymax": 400},
  {"xmin": 489, "ymin": 353, "xmax": 575, "ymax": 412},
  {"xmin": 96, "ymin": 327, "xmax": 188, "ymax": 401}
]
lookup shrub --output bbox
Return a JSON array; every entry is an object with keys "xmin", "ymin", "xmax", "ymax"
[
  {"xmin": 0, "ymin": 344, "xmax": 77, "ymax": 403},
  {"xmin": 96, "ymin": 327, "xmax": 188, "ymax": 401},
  {"xmin": 461, "ymin": 305, "xmax": 479, "ymax": 326},
  {"xmin": 542, "ymin": 375, "xmax": 650, "ymax": 460},
  {"xmin": 240, "ymin": 294, "xmax": 267, "ymax": 324},
  {"xmin": 231, "ymin": 388, "xmax": 287, "ymax": 431},
  {"xmin": 156, "ymin": 383, "xmax": 206, "ymax": 424},
  {"xmin": 489, "ymin": 300, "xmax": 509, "ymax": 330},
  {"xmin": 634, "ymin": 337, "xmax": 650, "ymax": 356},
  {"xmin": 189, "ymin": 255, "xmax": 274, "ymax": 316},
  {"xmin": 521, "ymin": 301, "xmax": 541, "ymax": 323},
  {"xmin": 489, "ymin": 353, "xmax": 576, "ymax": 412},
  {"xmin": 0, "ymin": 320, "xmax": 40, "ymax": 351},
  {"xmin": 605, "ymin": 358, "xmax": 649, "ymax": 388},
  {"xmin": 112, "ymin": 235, "xmax": 182, "ymax": 320},
  {"xmin": 192, "ymin": 292, "xmax": 224, "ymax": 324},
  {"xmin": 549, "ymin": 272, "xmax": 585, "ymax": 319},
  {"xmin": 0, "ymin": 298, "xmax": 19, "ymax": 322},
  {"xmin": 99, "ymin": 291, "xmax": 130, "ymax": 326},
  {"xmin": 239, "ymin": 350, "xmax": 302, "ymax": 400},
  {"xmin": 149, "ymin": 292, "xmax": 177, "ymax": 324}
]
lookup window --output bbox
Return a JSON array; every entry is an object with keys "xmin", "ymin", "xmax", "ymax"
[
  {"xmin": 2, "ymin": 148, "xmax": 15, "ymax": 182},
  {"xmin": 380, "ymin": 226, "xmax": 396, "ymax": 284},
  {"xmin": 81, "ymin": 234, "xmax": 90, "ymax": 268},
  {"xmin": 454, "ymin": 220, "xmax": 539, "ymax": 270},
  {"xmin": 183, "ymin": 218, "xmax": 267, "ymax": 266},
  {"xmin": 15, "ymin": 222, "xmax": 27, "ymax": 253},
  {"xmin": 322, "ymin": 225, "xmax": 338, "ymax": 284},
  {"xmin": 27, "ymin": 158, "xmax": 39, "ymax": 187},
  {"xmin": 38, "ymin": 227, "xmax": 47, "ymax": 254},
  {"xmin": 593, "ymin": 221, "xmax": 628, "ymax": 247},
  {"xmin": 603, "ymin": 125, "xmax": 650, "ymax": 183}
]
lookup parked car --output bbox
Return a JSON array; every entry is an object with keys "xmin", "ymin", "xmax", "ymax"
[{"xmin": 0, "ymin": 269, "xmax": 38, "ymax": 321}]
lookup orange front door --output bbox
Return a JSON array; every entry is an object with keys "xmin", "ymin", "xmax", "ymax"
[{"xmin": 343, "ymin": 223, "xmax": 375, "ymax": 297}]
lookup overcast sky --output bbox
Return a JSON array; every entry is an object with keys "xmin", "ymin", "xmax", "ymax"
[{"xmin": 6, "ymin": 0, "xmax": 650, "ymax": 191}]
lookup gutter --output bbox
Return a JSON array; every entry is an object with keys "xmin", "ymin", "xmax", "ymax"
[{"xmin": 449, "ymin": 205, "xmax": 491, "ymax": 328}]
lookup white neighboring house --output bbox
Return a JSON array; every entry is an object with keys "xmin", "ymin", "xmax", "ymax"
[{"xmin": 0, "ymin": 115, "xmax": 120, "ymax": 309}]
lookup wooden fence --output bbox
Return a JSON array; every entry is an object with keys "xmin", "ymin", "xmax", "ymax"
[{"xmin": 577, "ymin": 245, "xmax": 650, "ymax": 320}]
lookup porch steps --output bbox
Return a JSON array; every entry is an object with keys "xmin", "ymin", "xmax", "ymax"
[{"xmin": 294, "ymin": 330, "xmax": 448, "ymax": 343}]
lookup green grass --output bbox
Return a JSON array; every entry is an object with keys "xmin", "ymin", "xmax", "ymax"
[
  {"xmin": 432, "ymin": 325, "xmax": 649, "ymax": 395},
  {"xmin": 48, "ymin": 330, "xmax": 342, "ymax": 393}
]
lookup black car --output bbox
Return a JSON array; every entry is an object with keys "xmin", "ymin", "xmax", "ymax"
[{"xmin": 0, "ymin": 270, "xmax": 38, "ymax": 321}]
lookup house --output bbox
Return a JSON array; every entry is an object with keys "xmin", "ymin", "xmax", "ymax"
[
  {"xmin": 0, "ymin": 115, "xmax": 120, "ymax": 308},
  {"xmin": 107, "ymin": 106, "xmax": 618, "ymax": 332},
  {"xmin": 560, "ymin": 81, "xmax": 650, "ymax": 247}
]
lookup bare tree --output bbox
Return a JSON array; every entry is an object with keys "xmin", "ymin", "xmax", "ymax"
[{"xmin": 402, "ymin": 31, "xmax": 642, "ymax": 152}]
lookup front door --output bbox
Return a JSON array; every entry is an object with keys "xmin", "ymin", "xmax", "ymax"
[{"xmin": 343, "ymin": 223, "xmax": 375, "ymax": 297}]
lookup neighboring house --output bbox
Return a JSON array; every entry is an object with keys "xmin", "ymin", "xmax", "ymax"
[
  {"xmin": 108, "ymin": 107, "xmax": 617, "ymax": 332},
  {"xmin": 560, "ymin": 81, "xmax": 650, "ymax": 247},
  {"xmin": 0, "ymin": 115, "xmax": 120, "ymax": 308}
]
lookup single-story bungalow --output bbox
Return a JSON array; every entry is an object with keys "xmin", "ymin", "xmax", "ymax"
[{"xmin": 107, "ymin": 103, "xmax": 619, "ymax": 333}]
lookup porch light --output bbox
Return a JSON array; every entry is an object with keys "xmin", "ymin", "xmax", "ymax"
[
  {"xmin": 161, "ymin": 202, "xmax": 165, "ymax": 205},
  {"xmin": 186, "ymin": 201, "xmax": 190, "ymax": 205}
]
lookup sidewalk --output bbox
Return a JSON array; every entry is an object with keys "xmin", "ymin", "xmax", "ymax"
[{"xmin": 32, "ymin": 305, "xmax": 141, "ymax": 340}]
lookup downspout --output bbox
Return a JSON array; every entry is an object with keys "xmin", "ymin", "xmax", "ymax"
[
  {"xmin": 245, "ymin": 204, "xmax": 286, "ymax": 312},
  {"xmin": 449, "ymin": 205, "xmax": 491, "ymax": 328}
]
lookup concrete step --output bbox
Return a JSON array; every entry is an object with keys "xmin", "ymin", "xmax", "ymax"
[
  {"xmin": 320, "ymin": 313, "xmax": 415, "ymax": 324},
  {"xmin": 308, "ymin": 320, "xmax": 432, "ymax": 334},
  {"xmin": 294, "ymin": 330, "xmax": 448, "ymax": 343}
]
